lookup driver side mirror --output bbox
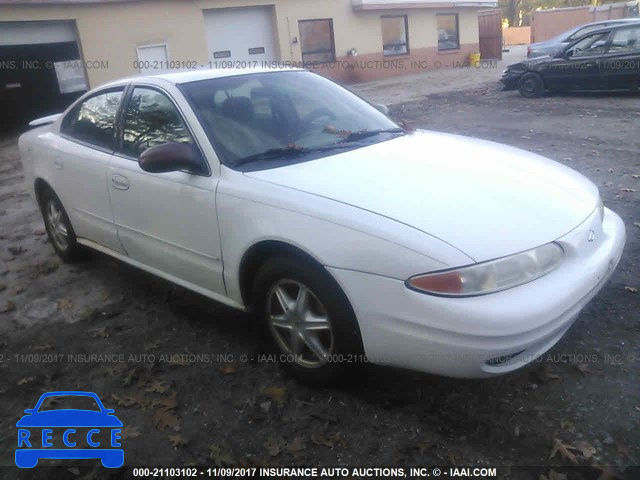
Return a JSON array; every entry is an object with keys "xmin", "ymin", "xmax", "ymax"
[
  {"xmin": 564, "ymin": 49, "xmax": 574, "ymax": 58},
  {"xmin": 24, "ymin": 409, "xmax": 34, "ymax": 415},
  {"xmin": 139, "ymin": 142, "xmax": 204, "ymax": 174}
]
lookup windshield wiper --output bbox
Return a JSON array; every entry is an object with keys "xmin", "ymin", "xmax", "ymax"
[
  {"xmin": 339, "ymin": 128, "xmax": 405, "ymax": 143},
  {"xmin": 234, "ymin": 144, "xmax": 360, "ymax": 168}
]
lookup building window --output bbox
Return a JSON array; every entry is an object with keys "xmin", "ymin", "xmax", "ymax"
[
  {"xmin": 437, "ymin": 14, "xmax": 459, "ymax": 51},
  {"xmin": 382, "ymin": 16, "xmax": 409, "ymax": 56},
  {"xmin": 299, "ymin": 19, "xmax": 336, "ymax": 64}
]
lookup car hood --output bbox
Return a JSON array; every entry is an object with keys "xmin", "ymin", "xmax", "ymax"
[
  {"xmin": 16, "ymin": 410, "xmax": 123, "ymax": 427},
  {"xmin": 246, "ymin": 131, "xmax": 599, "ymax": 262},
  {"xmin": 508, "ymin": 56, "xmax": 552, "ymax": 71}
]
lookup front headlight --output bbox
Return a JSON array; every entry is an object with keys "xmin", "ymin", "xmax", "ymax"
[{"xmin": 406, "ymin": 243, "xmax": 564, "ymax": 297}]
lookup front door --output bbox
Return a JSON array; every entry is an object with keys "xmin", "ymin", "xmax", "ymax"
[
  {"xmin": 544, "ymin": 30, "xmax": 611, "ymax": 91},
  {"xmin": 108, "ymin": 86, "xmax": 225, "ymax": 295}
]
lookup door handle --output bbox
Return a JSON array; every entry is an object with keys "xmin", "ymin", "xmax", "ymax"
[
  {"xmin": 111, "ymin": 174, "xmax": 130, "ymax": 190},
  {"xmin": 53, "ymin": 159, "xmax": 63, "ymax": 170}
]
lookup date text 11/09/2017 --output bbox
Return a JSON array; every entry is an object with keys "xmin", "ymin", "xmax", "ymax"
[{"xmin": 131, "ymin": 467, "xmax": 499, "ymax": 477}]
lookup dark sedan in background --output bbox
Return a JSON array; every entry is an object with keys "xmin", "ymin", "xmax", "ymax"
[
  {"xmin": 527, "ymin": 18, "xmax": 640, "ymax": 59},
  {"xmin": 503, "ymin": 22, "xmax": 640, "ymax": 97}
]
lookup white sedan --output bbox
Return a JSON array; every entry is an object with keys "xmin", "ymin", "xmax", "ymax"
[{"xmin": 19, "ymin": 68, "xmax": 626, "ymax": 384}]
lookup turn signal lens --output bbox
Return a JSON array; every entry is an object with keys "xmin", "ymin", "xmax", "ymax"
[{"xmin": 407, "ymin": 242, "xmax": 564, "ymax": 297}]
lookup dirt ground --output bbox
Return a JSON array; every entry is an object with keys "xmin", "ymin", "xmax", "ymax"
[{"xmin": 0, "ymin": 82, "xmax": 639, "ymax": 480}]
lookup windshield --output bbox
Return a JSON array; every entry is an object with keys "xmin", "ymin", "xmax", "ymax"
[{"xmin": 179, "ymin": 71, "xmax": 401, "ymax": 171}]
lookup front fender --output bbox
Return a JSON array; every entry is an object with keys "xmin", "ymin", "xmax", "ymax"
[{"xmin": 217, "ymin": 168, "xmax": 473, "ymax": 305}]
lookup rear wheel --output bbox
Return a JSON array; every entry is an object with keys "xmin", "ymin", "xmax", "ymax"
[
  {"xmin": 519, "ymin": 72, "xmax": 544, "ymax": 98},
  {"xmin": 39, "ymin": 187, "xmax": 84, "ymax": 262},
  {"xmin": 253, "ymin": 256, "xmax": 364, "ymax": 384}
]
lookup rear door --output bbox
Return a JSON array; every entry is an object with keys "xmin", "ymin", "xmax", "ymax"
[
  {"xmin": 599, "ymin": 25, "xmax": 640, "ymax": 90},
  {"xmin": 54, "ymin": 88, "xmax": 125, "ymax": 253}
]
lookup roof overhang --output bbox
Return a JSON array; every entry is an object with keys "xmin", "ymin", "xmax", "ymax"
[{"xmin": 352, "ymin": 0, "xmax": 497, "ymax": 9}]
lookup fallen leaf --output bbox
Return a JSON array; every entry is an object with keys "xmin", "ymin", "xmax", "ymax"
[
  {"xmin": 32, "ymin": 344, "xmax": 52, "ymax": 352},
  {"xmin": 220, "ymin": 365, "xmax": 236, "ymax": 375},
  {"xmin": 624, "ymin": 286, "xmax": 638, "ymax": 294},
  {"xmin": 632, "ymin": 174, "xmax": 640, "ymax": 179},
  {"xmin": 286, "ymin": 435, "xmax": 305, "ymax": 454},
  {"xmin": 620, "ymin": 188, "xmax": 636, "ymax": 192},
  {"xmin": 144, "ymin": 342, "xmax": 160, "ymax": 350},
  {"xmin": 153, "ymin": 391, "xmax": 178, "ymax": 410},
  {"xmin": 169, "ymin": 434, "xmax": 188, "ymax": 448},
  {"xmin": 311, "ymin": 433, "xmax": 334, "ymax": 449},
  {"xmin": 153, "ymin": 407, "xmax": 179, "ymax": 431},
  {"xmin": 17, "ymin": 376, "xmax": 36, "ymax": 386},
  {"xmin": 574, "ymin": 440, "xmax": 596, "ymax": 459},
  {"xmin": 264, "ymin": 436, "xmax": 286, "ymax": 457},
  {"xmin": 145, "ymin": 379, "xmax": 168, "ymax": 394},
  {"xmin": 209, "ymin": 444, "xmax": 233, "ymax": 466},
  {"xmin": 122, "ymin": 368, "xmax": 138, "ymax": 386},
  {"xmin": 549, "ymin": 438, "xmax": 578, "ymax": 464},
  {"xmin": 90, "ymin": 327, "xmax": 110, "ymax": 338},
  {"xmin": 58, "ymin": 298, "xmax": 73, "ymax": 310},
  {"xmin": 574, "ymin": 364, "xmax": 598, "ymax": 375},
  {"xmin": 263, "ymin": 386, "xmax": 286, "ymax": 406},
  {"xmin": 594, "ymin": 465, "xmax": 621, "ymax": 480},
  {"xmin": 33, "ymin": 228, "xmax": 46, "ymax": 236},
  {"xmin": 615, "ymin": 438, "xmax": 630, "ymax": 459},
  {"xmin": 1, "ymin": 300, "xmax": 16, "ymax": 313},
  {"xmin": 120, "ymin": 426, "xmax": 141, "ymax": 439},
  {"xmin": 634, "ymin": 222, "xmax": 640, "ymax": 229}
]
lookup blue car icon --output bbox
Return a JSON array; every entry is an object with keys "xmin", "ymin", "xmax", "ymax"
[{"xmin": 16, "ymin": 391, "xmax": 124, "ymax": 468}]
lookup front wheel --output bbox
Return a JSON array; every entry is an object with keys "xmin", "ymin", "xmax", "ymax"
[
  {"xmin": 519, "ymin": 72, "xmax": 544, "ymax": 98},
  {"xmin": 253, "ymin": 256, "xmax": 364, "ymax": 385}
]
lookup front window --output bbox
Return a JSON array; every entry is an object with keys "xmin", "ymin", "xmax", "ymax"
[
  {"xmin": 180, "ymin": 71, "xmax": 402, "ymax": 171},
  {"xmin": 299, "ymin": 19, "xmax": 336, "ymax": 64},
  {"xmin": 566, "ymin": 24, "xmax": 609, "ymax": 42},
  {"xmin": 566, "ymin": 31, "xmax": 610, "ymax": 58},
  {"xmin": 382, "ymin": 16, "xmax": 409, "ymax": 56},
  {"xmin": 121, "ymin": 87, "xmax": 195, "ymax": 158},
  {"xmin": 437, "ymin": 14, "xmax": 459, "ymax": 51}
]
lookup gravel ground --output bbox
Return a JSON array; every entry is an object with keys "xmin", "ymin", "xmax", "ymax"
[{"xmin": 0, "ymin": 82, "xmax": 639, "ymax": 480}]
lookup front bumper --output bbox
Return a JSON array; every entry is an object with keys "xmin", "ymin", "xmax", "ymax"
[
  {"xmin": 501, "ymin": 72, "xmax": 522, "ymax": 91},
  {"xmin": 328, "ymin": 207, "xmax": 626, "ymax": 378}
]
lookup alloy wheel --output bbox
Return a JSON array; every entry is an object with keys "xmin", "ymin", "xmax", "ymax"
[{"xmin": 266, "ymin": 279, "xmax": 334, "ymax": 368}]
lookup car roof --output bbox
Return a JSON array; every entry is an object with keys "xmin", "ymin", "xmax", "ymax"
[
  {"xmin": 101, "ymin": 66, "xmax": 305, "ymax": 88},
  {"xmin": 591, "ymin": 18, "xmax": 640, "ymax": 25},
  {"xmin": 575, "ymin": 20, "xmax": 640, "ymax": 37}
]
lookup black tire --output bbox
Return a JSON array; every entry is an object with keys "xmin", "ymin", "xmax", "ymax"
[
  {"xmin": 39, "ymin": 187, "xmax": 84, "ymax": 262},
  {"xmin": 253, "ymin": 255, "xmax": 364, "ymax": 385},
  {"xmin": 519, "ymin": 72, "xmax": 544, "ymax": 98}
]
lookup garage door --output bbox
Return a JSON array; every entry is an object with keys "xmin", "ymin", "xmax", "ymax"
[
  {"xmin": 0, "ymin": 21, "xmax": 87, "ymax": 131},
  {"xmin": 203, "ymin": 7, "xmax": 277, "ymax": 64}
]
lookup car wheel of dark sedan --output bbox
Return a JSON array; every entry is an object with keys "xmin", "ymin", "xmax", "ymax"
[
  {"xmin": 253, "ymin": 255, "xmax": 364, "ymax": 385},
  {"xmin": 519, "ymin": 73, "xmax": 544, "ymax": 98},
  {"xmin": 39, "ymin": 187, "xmax": 84, "ymax": 262}
]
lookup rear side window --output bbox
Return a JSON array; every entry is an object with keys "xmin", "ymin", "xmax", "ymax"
[
  {"xmin": 61, "ymin": 89, "xmax": 124, "ymax": 150},
  {"xmin": 121, "ymin": 87, "xmax": 194, "ymax": 158},
  {"xmin": 608, "ymin": 26, "xmax": 640, "ymax": 53}
]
